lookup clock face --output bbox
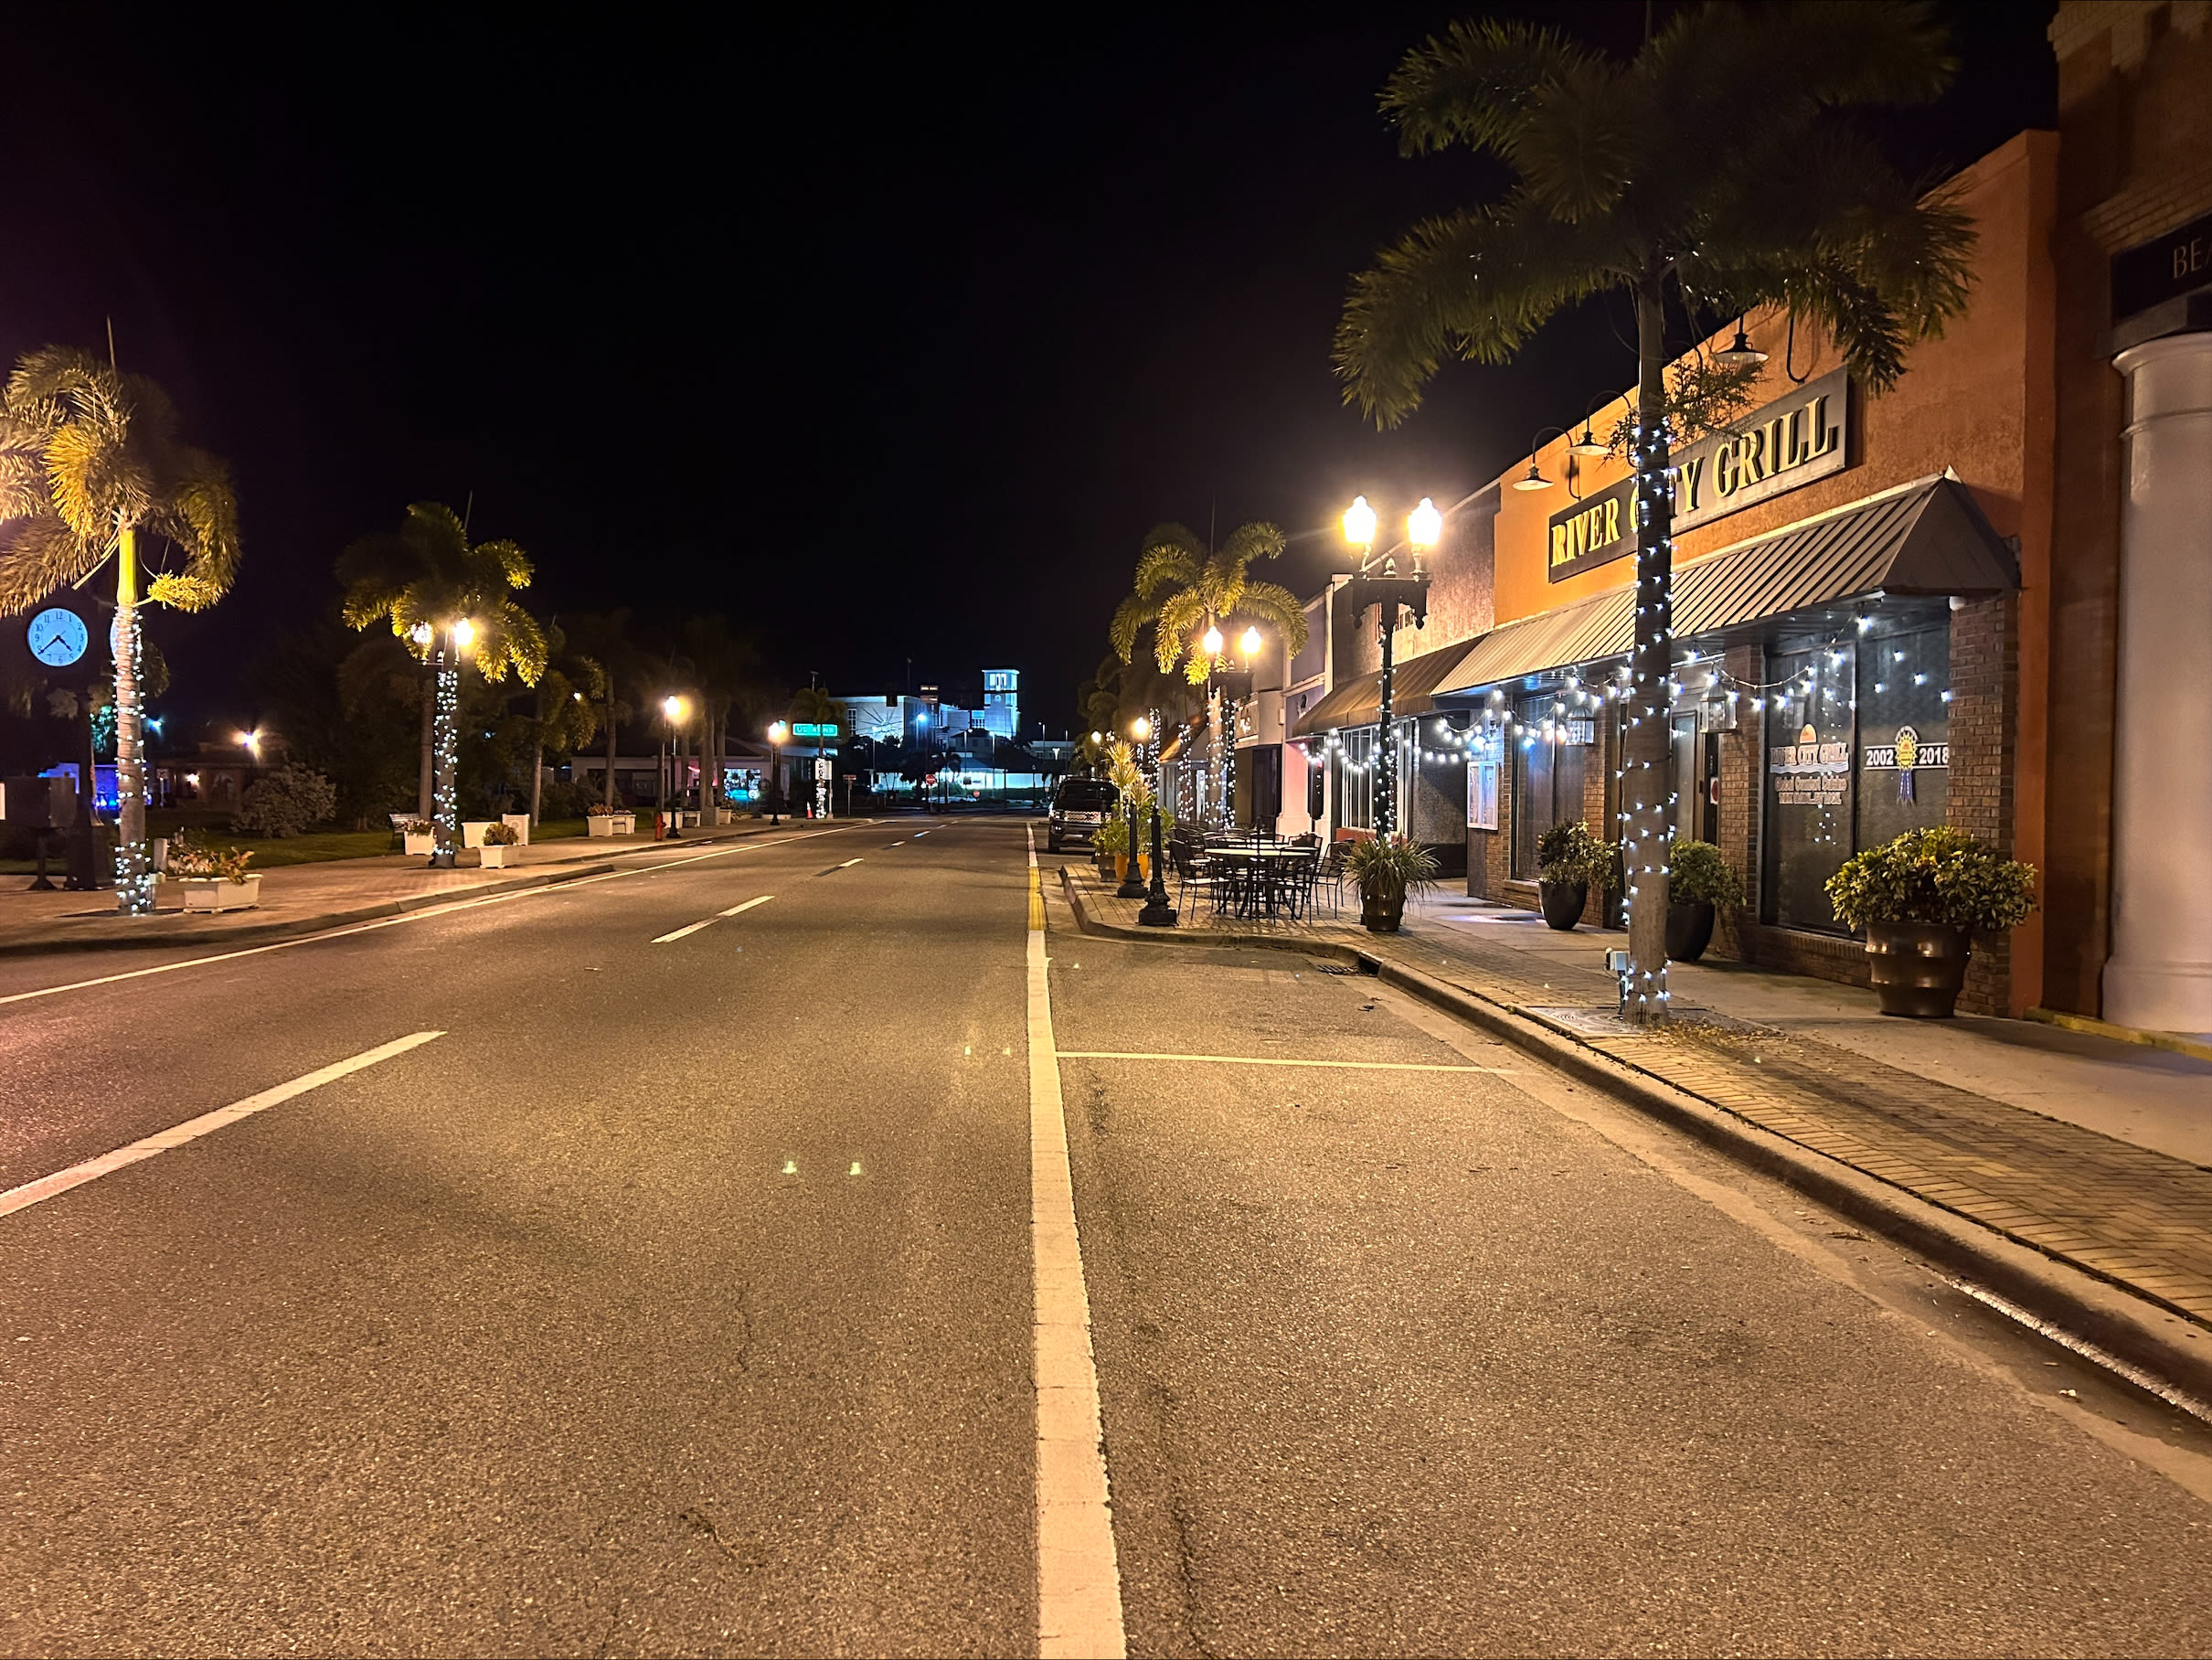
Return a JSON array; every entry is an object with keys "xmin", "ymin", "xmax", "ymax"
[{"xmin": 27, "ymin": 607, "xmax": 90, "ymax": 668}]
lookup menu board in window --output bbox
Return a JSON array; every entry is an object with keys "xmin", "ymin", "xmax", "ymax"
[{"xmin": 1761, "ymin": 643, "xmax": 1856, "ymax": 931}]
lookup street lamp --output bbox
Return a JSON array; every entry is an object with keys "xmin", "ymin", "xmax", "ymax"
[
  {"xmin": 1342, "ymin": 497, "xmax": 1439, "ymax": 838},
  {"xmin": 661, "ymin": 694, "xmax": 688, "ymax": 838},
  {"xmin": 768, "ymin": 719, "xmax": 787, "ymax": 825},
  {"xmin": 1116, "ymin": 715, "xmax": 1151, "ymax": 899}
]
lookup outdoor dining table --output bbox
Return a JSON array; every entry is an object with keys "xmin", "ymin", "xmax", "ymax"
[{"xmin": 1206, "ymin": 843, "xmax": 1313, "ymax": 920}]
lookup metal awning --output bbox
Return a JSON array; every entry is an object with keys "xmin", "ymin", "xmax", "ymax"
[
  {"xmin": 1431, "ymin": 474, "xmax": 2017, "ymax": 700},
  {"xmin": 1290, "ymin": 637, "xmax": 1480, "ymax": 739}
]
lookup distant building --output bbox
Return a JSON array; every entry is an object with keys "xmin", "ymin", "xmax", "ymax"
[{"xmin": 981, "ymin": 669, "xmax": 1019, "ymax": 739}]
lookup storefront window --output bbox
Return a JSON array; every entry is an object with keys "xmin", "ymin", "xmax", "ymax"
[
  {"xmin": 1512, "ymin": 692, "xmax": 1589, "ymax": 877},
  {"xmin": 1468, "ymin": 729, "xmax": 1501, "ymax": 831},
  {"xmin": 1334, "ymin": 728, "xmax": 1375, "ymax": 831},
  {"xmin": 1761, "ymin": 641, "xmax": 1856, "ymax": 931},
  {"xmin": 1759, "ymin": 619, "xmax": 1951, "ymax": 933},
  {"xmin": 1856, "ymin": 623, "xmax": 1950, "ymax": 850}
]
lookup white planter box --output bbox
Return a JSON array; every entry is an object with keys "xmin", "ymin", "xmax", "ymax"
[
  {"xmin": 462, "ymin": 820, "xmax": 494, "ymax": 849},
  {"xmin": 501, "ymin": 813, "xmax": 531, "ymax": 846},
  {"xmin": 478, "ymin": 845, "xmax": 512, "ymax": 868},
  {"xmin": 403, "ymin": 832, "xmax": 436, "ymax": 856},
  {"xmin": 587, "ymin": 814, "xmax": 635, "ymax": 837},
  {"xmin": 181, "ymin": 874, "xmax": 261, "ymax": 913}
]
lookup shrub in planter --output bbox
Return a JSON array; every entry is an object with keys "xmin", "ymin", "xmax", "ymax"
[
  {"xmin": 401, "ymin": 817, "xmax": 438, "ymax": 855},
  {"xmin": 168, "ymin": 834, "xmax": 260, "ymax": 910},
  {"xmin": 1345, "ymin": 834, "xmax": 1438, "ymax": 933},
  {"xmin": 233, "ymin": 764, "xmax": 338, "ymax": 838},
  {"xmin": 482, "ymin": 822, "xmax": 522, "ymax": 846},
  {"xmin": 1535, "ymin": 821, "xmax": 1610, "ymax": 931},
  {"xmin": 1664, "ymin": 839, "xmax": 1744, "ymax": 963},
  {"xmin": 1825, "ymin": 826, "xmax": 2037, "ymax": 1017}
]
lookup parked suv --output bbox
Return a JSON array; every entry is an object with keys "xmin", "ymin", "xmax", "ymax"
[{"xmin": 1046, "ymin": 777, "xmax": 1119, "ymax": 852}]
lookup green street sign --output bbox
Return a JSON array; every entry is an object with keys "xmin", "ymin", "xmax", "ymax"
[{"xmin": 792, "ymin": 722, "xmax": 836, "ymax": 738}]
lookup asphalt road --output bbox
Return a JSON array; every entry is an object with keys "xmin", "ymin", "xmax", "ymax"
[{"xmin": 4, "ymin": 817, "xmax": 2211, "ymax": 1656}]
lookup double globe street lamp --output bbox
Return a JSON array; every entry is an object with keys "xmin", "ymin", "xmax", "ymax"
[
  {"xmin": 661, "ymin": 694, "xmax": 689, "ymax": 839},
  {"xmin": 1340, "ymin": 495, "xmax": 1441, "ymax": 837},
  {"xmin": 767, "ymin": 719, "xmax": 787, "ymax": 825}
]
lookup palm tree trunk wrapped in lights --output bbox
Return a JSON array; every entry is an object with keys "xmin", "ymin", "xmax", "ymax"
[
  {"xmin": 1334, "ymin": 5, "xmax": 1973, "ymax": 1021},
  {"xmin": 0, "ymin": 346, "xmax": 240, "ymax": 916}
]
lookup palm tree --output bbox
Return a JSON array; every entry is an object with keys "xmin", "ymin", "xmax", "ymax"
[
  {"xmin": 683, "ymin": 615, "xmax": 768, "ymax": 824},
  {"xmin": 526, "ymin": 623, "xmax": 605, "ymax": 825},
  {"xmin": 1335, "ymin": 4, "xmax": 1974, "ymax": 1021},
  {"xmin": 0, "ymin": 346, "xmax": 239, "ymax": 914},
  {"xmin": 788, "ymin": 685, "xmax": 838, "ymax": 817},
  {"xmin": 561, "ymin": 610, "xmax": 642, "ymax": 812},
  {"xmin": 1110, "ymin": 521, "xmax": 1307, "ymax": 825},
  {"xmin": 337, "ymin": 503, "xmax": 547, "ymax": 860}
]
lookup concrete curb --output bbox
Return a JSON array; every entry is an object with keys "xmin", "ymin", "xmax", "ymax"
[
  {"xmin": 2027, "ymin": 1005, "xmax": 2212, "ymax": 1066},
  {"xmin": 1058, "ymin": 863, "xmax": 2212, "ymax": 1405},
  {"xmin": 0, "ymin": 862, "xmax": 623, "ymax": 958}
]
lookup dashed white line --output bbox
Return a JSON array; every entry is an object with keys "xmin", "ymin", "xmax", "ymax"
[
  {"xmin": 719, "ymin": 895, "xmax": 774, "ymax": 917},
  {"xmin": 838, "ymin": 857, "xmax": 863, "ymax": 867},
  {"xmin": 0, "ymin": 1031, "xmax": 445, "ymax": 1221}
]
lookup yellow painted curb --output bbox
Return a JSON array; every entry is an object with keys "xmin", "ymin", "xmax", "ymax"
[{"xmin": 2026, "ymin": 1006, "xmax": 2212, "ymax": 1066}]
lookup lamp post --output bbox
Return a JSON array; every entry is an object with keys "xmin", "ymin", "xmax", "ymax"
[
  {"xmin": 768, "ymin": 720, "xmax": 787, "ymax": 825},
  {"xmin": 1116, "ymin": 715, "xmax": 1151, "ymax": 898},
  {"xmin": 1133, "ymin": 713, "xmax": 1178, "ymax": 926},
  {"xmin": 1341, "ymin": 496, "xmax": 1440, "ymax": 838},
  {"xmin": 415, "ymin": 617, "xmax": 472, "ymax": 868},
  {"xmin": 662, "ymin": 694, "xmax": 687, "ymax": 837}
]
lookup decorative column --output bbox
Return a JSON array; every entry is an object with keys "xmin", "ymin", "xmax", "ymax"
[{"xmin": 2104, "ymin": 333, "xmax": 2212, "ymax": 1033}]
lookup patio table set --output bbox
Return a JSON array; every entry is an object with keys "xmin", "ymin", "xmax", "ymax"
[{"xmin": 1167, "ymin": 829, "xmax": 1343, "ymax": 922}]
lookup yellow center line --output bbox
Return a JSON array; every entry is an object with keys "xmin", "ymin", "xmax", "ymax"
[{"xmin": 1057, "ymin": 1050, "xmax": 1514, "ymax": 1073}]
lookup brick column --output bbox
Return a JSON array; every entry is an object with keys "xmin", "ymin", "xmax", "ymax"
[
  {"xmin": 1949, "ymin": 591, "xmax": 2019, "ymax": 1016},
  {"xmin": 1709, "ymin": 643, "xmax": 1763, "ymax": 961}
]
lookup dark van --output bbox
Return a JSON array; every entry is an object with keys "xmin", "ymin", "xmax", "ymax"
[{"xmin": 1046, "ymin": 777, "xmax": 1120, "ymax": 853}]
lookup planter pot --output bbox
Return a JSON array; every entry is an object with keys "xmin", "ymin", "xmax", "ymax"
[
  {"xmin": 1666, "ymin": 899, "xmax": 1717, "ymax": 963},
  {"xmin": 1360, "ymin": 885, "xmax": 1406, "ymax": 933},
  {"xmin": 501, "ymin": 813, "xmax": 531, "ymax": 846},
  {"xmin": 181, "ymin": 874, "xmax": 261, "ymax": 913},
  {"xmin": 1865, "ymin": 921, "xmax": 1973, "ymax": 1018},
  {"xmin": 1538, "ymin": 879, "xmax": 1588, "ymax": 931},
  {"xmin": 461, "ymin": 819, "xmax": 494, "ymax": 849},
  {"xmin": 587, "ymin": 814, "xmax": 635, "ymax": 837},
  {"xmin": 403, "ymin": 832, "xmax": 436, "ymax": 856},
  {"xmin": 479, "ymin": 845, "xmax": 512, "ymax": 868},
  {"xmin": 1096, "ymin": 849, "xmax": 1115, "ymax": 880}
]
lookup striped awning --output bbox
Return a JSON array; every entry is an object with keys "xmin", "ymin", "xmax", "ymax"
[
  {"xmin": 1289, "ymin": 637, "xmax": 1480, "ymax": 739},
  {"xmin": 1431, "ymin": 474, "xmax": 2016, "ymax": 699}
]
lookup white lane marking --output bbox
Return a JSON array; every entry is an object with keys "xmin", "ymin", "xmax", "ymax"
[
  {"xmin": 0, "ymin": 826, "xmax": 864, "ymax": 1008},
  {"xmin": 1026, "ymin": 826, "xmax": 1126, "ymax": 1658},
  {"xmin": 652, "ymin": 919, "xmax": 718, "ymax": 943},
  {"xmin": 1058, "ymin": 1050, "xmax": 1515, "ymax": 1073},
  {"xmin": 838, "ymin": 857, "xmax": 863, "ymax": 868},
  {"xmin": 0, "ymin": 1031, "xmax": 444, "ymax": 1221},
  {"xmin": 719, "ymin": 895, "xmax": 774, "ymax": 917}
]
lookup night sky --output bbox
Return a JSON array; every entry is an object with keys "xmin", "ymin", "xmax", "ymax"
[{"xmin": 5, "ymin": 3, "xmax": 2055, "ymax": 737}]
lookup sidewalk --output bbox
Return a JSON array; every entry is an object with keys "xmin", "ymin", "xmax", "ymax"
[
  {"xmin": 0, "ymin": 822, "xmax": 776, "ymax": 956},
  {"xmin": 1060, "ymin": 861, "xmax": 2212, "ymax": 1386}
]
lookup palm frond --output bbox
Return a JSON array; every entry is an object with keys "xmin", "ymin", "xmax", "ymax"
[
  {"xmin": 473, "ymin": 537, "xmax": 534, "ymax": 591},
  {"xmin": 145, "ymin": 447, "xmax": 240, "ymax": 609},
  {"xmin": 1154, "ymin": 591, "xmax": 1207, "ymax": 676},
  {"xmin": 1336, "ymin": 198, "xmax": 1621, "ymax": 427},
  {"xmin": 0, "ymin": 514, "xmax": 101, "ymax": 615},
  {"xmin": 1109, "ymin": 592, "xmax": 1153, "ymax": 665},
  {"xmin": 1232, "ymin": 580, "xmax": 1310, "ymax": 656},
  {"xmin": 1383, "ymin": 17, "xmax": 1598, "ymax": 158},
  {"xmin": 1132, "ymin": 526, "xmax": 1204, "ymax": 598}
]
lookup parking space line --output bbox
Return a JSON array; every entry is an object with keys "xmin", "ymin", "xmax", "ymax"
[
  {"xmin": 1057, "ymin": 1050, "xmax": 1514, "ymax": 1073},
  {"xmin": 0, "ymin": 1031, "xmax": 445, "ymax": 1222}
]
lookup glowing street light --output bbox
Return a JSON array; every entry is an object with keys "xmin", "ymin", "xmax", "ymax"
[
  {"xmin": 1131, "ymin": 715, "xmax": 1151, "ymax": 740},
  {"xmin": 1342, "ymin": 494, "xmax": 1377, "ymax": 551},
  {"xmin": 1408, "ymin": 497, "xmax": 1442, "ymax": 552},
  {"xmin": 1239, "ymin": 625, "xmax": 1262, "ymax": 658},
  {"xmin": 767, "ymin": 721, "xmax": 788, "ymax": 825},
  {"xmin": 452, "ymin": 617, "xmax": 475, "ymax": 648},
  {"xmin": 1202, "ymin": 623, "xmax": 1225, "ymax": 657},
  {"xmin": 1340, "ymin": 494, "xmax": 1440, "ymax": 836}
]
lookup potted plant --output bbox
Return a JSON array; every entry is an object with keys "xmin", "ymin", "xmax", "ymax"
[
  {"xmin": 1094, "ymin": 813, "xmax": 1132, "ymax": 881},
  {"xmin": 1825, "ymin": 826, "xmax": 2037, "ymax": 1018},
  {"xmin": 1665, "ymin": 839, "xmax": 1744, "ymax": 963},
  {"xmin": 587, "ymin": 805, "xmax": 636, "ymax": 837},
  {"xmin": 1345, "ymin": 834, "xmax": 1438, "ymax": 933},
  {"xmin": 401, "ymin": 818, "xmax": 437, "ymax": 857},
  {"xmin": 479, "ymin": 820, "xmax": 522, "ymax": 868},
  {"xmin": 168, "ymin": 835, "xmax": 260, "ymax": 912},
  {"xmin": 462, "ymin": 818, "xmax": 495, "ymax": 849},
  {"xmin": 1535, "ymin": 821, "xmax": 1607, "ymax": 931}
]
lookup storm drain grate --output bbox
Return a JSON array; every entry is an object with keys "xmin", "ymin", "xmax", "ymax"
[{"xmin": 1313, "ymin": 963, "xmax": 1361, "ymax": 975}]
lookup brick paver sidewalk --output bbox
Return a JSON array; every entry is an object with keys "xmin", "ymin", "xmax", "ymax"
[{"xmin": 1063, "ymin": 863, "xmax": 2212, "ymax": 1331}]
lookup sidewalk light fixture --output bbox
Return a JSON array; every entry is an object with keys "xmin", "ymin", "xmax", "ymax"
[
  {"xmin": 1408, "ymin": 497, "xmax": 1442, "ymax": 553},
  {"xmin": 1342, "ymin": 495, "xmax": 1377, "ymax": 550},
  {"xmin": 452, "ymin": 617, "xmax": 475, "ymax": 648},
  {"xmin": 768, "ymin": 719, "xmax": 787, "ymax": 825},
  {"xmin": 1201, "ymin": 622, "xmax": 1224, "ymax": 658}
]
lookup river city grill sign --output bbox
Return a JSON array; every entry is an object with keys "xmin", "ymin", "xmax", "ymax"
[
  {"xmin": 1544, "ymin": 367, "xmax": 1853, "ymax": 583},
  {"xmin": 1672, "ymin": 366, "xmax": 1850, "ymax": 535}
]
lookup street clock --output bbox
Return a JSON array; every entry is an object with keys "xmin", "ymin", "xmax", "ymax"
[{"xmin": 27, "ymin": 607, "xmax": 90, "ymax": 667}]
